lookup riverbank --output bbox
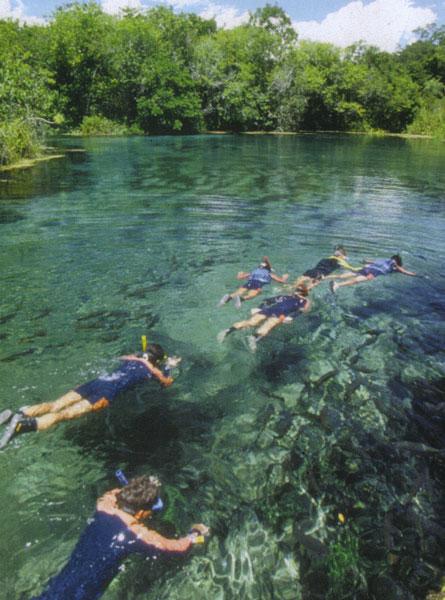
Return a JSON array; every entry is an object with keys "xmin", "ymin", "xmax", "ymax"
[
  {"xmin": 0, "ymin": 148, "xmax": 86, "ymax": 173},
  {"xmin": 0, "ymin": 154, "xmax": 64, "ymax": 173}
]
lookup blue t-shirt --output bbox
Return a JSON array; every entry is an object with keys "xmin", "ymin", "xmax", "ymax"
[
  {"xmin": 249, "ymin": 267, "xmax": 272, "ymax": 284},
  {"xmin": 34, "ymin": 511, "xmax": 180, "ymax": 600},
  {"xmin": 370, "ymin": 259, "xmax": 397, "ymax": 274},
  {"xmin": 360, "ymin": 258, "xmax": 397, "ymax": 278},
  {"xmin": 75, "ymin": 360, "xmax": 153, "ymax": 404}
]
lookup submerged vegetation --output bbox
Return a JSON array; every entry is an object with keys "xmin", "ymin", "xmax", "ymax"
[{"xmin": 0, "ymin": 2, "xmax": 444, "ymax": 164}]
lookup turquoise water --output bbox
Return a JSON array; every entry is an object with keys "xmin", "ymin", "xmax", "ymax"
[{"xmin": 0, "ymin": 134, "xmax": 444, "ymax": 599}]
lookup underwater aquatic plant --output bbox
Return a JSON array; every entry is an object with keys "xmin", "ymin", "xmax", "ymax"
[{"xmin": 325, "ymin": 528, "xmax": 364, "ymax": 599}]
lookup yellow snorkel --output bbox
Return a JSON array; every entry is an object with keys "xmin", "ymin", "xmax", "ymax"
[
  {"xmin": 141, "ymin": 335, "xmax": 147, "ymax": 353},
  {"xmin": 329, "ymin": 255, "xmax": 361, "ymax": 271}
]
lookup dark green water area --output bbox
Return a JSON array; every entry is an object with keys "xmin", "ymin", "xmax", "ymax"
[{"xmin": 0, "ymin": 134, "xmax": 444, "ymax": 599}]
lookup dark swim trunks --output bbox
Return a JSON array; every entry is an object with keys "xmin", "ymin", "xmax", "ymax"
[
  {"xmin": 244, "ymin": 279, "xmax": 265, "ymax": 290},
  {"xmin": 303, "ymin": 257, "xmax": 339, "ymax": 280},
  {"xmin": 34, "ymin": 510, "xmax": 186, "ymax": 600},
  {"xmin": 358, "ymin": 266, "xmax": 382, "ymax": 277},
  {"xmin": 75, "ymin": 360, "xmax": 152, "ymax": 405},
  {"xmin": 259, "ymin": 295, "xmax": 306, "ymax": 319},
  {"xmin": 242, "ymin": 267, "xmax": 272, "ymax": 290}
]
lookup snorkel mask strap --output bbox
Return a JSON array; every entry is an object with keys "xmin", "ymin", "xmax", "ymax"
[
  {"xmin": 152, "ymin": 497, "xmax": 164, "ymax": 512},
  {"xmin": 115, "ymin": 469, "xmax": 129, "ymax": 487}
]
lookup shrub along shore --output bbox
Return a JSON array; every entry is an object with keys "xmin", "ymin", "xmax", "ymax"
[{"xmin": 1, "ymin": 3, "xmax": 444, "ymax": 166}]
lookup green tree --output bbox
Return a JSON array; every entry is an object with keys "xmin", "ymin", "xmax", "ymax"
[
  {"xmin": 249, "ymin": 4, "xmax": 297, "ymax": 50},
  {"xmin": 0, "ymin": 20, "xmax": 56, "ymax": 164},
  {"xmin": 47, "ymin": 2, "xmax": 114, "ymax": 125}
]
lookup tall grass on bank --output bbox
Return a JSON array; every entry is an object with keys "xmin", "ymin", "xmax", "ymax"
[
  {"xmin": 0, "ymin": 119, "xmax": 41, "ymax": 166},
  {"xmin": 77, "ymin": 115, "xmax": 143, "ymax": 136},
  {"xmin": 407, "ymin": 98, "xmax": 445, "ymax": 139}
]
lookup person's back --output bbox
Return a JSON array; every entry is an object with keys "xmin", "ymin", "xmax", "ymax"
[
  {"xmin": 249, "ymin": 266, "xmax": 272, "ymax": 284},
  {"xmin": 35, "ymin": 510, "xmax": 152, "ymax": 600},
  {"xmin": 368, "ymin": 258, "xmax": 396, "ymax": 275},
  {"xmin": 34, "ymin": 476, "xmax": 209, "ymax": 600}
]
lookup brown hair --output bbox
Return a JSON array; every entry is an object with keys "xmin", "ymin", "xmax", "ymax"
[
  {"xmin": 261, "ymin": 256, "xmax": 272, "ymax": 271},
  {"xmin": 116, "ymin": 475, "xmax": 161, "ymax": 511},
  {"xmin": 137, "ymin": 343, "xmax": 166, "ymax": 365}
]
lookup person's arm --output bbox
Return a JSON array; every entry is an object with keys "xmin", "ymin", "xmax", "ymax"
[
  {"xmin": 271, "ymin": 273, "xmax": 289, "ymax": 283},
  {"xmin": 120, "ymin": 355, "xmax": 173, "ymax": 387},
  {"xmin": 302, "ymin": 298, "xmax": 311, "ymax": 312},
  {"xmin": 147, "ymin": 362, "xmax": 174, "ymax": 387},
  {"xmin": 335, "ymin": 257, "xmax": 362, "ymax": 272},
  {"xmin": 132, "ymin": 522, "xmax": 210, "ymax": 555},
  {"xmin": 395, "ymin": 265, "xmax": 416, "ymax": 276},
  {"xmin": 98, "ymin": 492, "xmax": 208, "ymax": 554},
  {"xmin": 236, "ymin": 271, "xmax": 250, "ymax": 280}
]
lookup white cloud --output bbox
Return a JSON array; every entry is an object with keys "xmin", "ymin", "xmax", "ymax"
[
  {"xmin": 0, "ymin": 0, "xmax": 45, "ymax": 23},
  {"xmin": 294, "ymin": 0, "xmax": 436, "ymax": 52},
  {"xmin": 101, "ymin": 0, "xmax": 144, "ymax": 15},
  {"xmin": 162, "ymin": 0, "xmax": 202, "ymax": 7},
  {"xmin": 199, "ymin": 2, "xmax": 249, "ymax": 28}
]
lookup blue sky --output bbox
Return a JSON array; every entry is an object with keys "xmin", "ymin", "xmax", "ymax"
[{"xmin": 1, "ymin": 0, "xmax": 444, "ymax": 51}]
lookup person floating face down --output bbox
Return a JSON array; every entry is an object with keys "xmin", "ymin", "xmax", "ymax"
[
  {"xmin": 218, "ymin": 256, "xmax": 289, "ymax": 308},
  {"xmin": 293, "ymin": 246, "xmax": 361, "ymax": 292},
  {"xmin": 33, "ymin": 475, "xmax": 210, "ymax": 600},
  {"xmin": 0, "ymin": 343, "xmax": 181, "ymax": 448},
  {"xmin": 329, "ymin": 254, "xmax": 416, "ymax": 293},
  {"xmin": 218, "ymin": 283, "xmax": 311, "ymax": 351}
]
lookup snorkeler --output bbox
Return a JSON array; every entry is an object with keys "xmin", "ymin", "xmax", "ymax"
[
  {"xmin": 34, "ymin": 474, "xmax": 210, "ymax": 600},
  {"xmin": 293, "ymin": 245, "xmax": 361, "ymax": 291},
  {"xmin": 0, "ymin": 343, "xmax": 181, "ymax": 448},
  {"xmin": 329, "ymin": 254, "xmax": 416, "ymax": 293},
  {"xmin": 218, "ymin": 256, "xmax": 289, "ymax": 308},
  {"xmin": 218, "ymin": 284, "xmax": 311, "ymax": 351}
]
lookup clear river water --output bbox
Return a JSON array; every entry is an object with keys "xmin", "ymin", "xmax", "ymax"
[{"xmin": 0, "ymin": 134, "xmax": 444, "ymax": 599}]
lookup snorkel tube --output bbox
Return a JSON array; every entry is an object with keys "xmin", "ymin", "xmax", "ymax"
[
  {"xmin": 141, "ymin": 335, "xmax": 148, "ymax": 359},
  {"xmin": 140, "ymin": 334, "xmax": 180, "ymax": 382}
]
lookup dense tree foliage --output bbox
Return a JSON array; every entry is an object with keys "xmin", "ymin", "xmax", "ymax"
[{"xmin": 0, "ymin": 2, "xmax": 444, "ymax": 164}]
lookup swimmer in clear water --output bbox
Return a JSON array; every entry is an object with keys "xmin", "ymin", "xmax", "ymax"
[
  {"xmin": 293, "ymin": 245, "xmax": 361, "ymax": 291},
  {"xmin": 328, "ymin": 254, "xmax": 416, "ymax": 293},
  {"xmin": 33, "ymin": 474, "xmax": 209, "ymax": 600},
  {"xmin": 0, "ymin": 343, "xmax": 181, "ymax": 448},
  {"xmin": 218, "ymin": 256, "xmax": 289, "ymax": 308},
  {"xmin": 218, "ymin": 284, "xmax": 311, "ymax": 350}
]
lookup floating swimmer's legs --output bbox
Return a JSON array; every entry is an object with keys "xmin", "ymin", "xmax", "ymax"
[
  {"xmin": 247, "ymin": 316, "xmax": 289, "ymax": 351},
  {"xmin": 34, "ymin": 399, "xmax": 94, "ymax": 431},
  {"xmin": 256, "ymin": 316, "xmax": 283, "ymax": 339},
  {"xmin": 20, "ymin": 390, "xmax": 84, "ymax": 418},
  {"xmin": 218, "ymin": 313, "xmax": 266, "ymax": 343}
]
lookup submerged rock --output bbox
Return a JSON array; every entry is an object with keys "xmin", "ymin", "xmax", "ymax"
[
  {"xmin": 148, "ymin": 512, "xmax": 302, "ymax": 600},
  {"xmin": 308, "ymin": 360, "xmax": 337, "ymax": 386}
]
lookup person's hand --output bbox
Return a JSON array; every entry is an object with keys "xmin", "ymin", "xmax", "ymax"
[
  {"xmin": 190, "ymin": 523, "xmax": 210, "ymax": 536},
  {"xmin": 162, "ymin": 376, "xmax": 174, "ymax": 387},
  {"xmin": 166, "ymin": 356, "xmax": 182, "ymax": 368},
  {"xmin": 236, "ymin": 272, "xmax": 245, "ymax": 280},
  {"xmin": 282, "ymin": 273, "xmax": 289, "ymax": 282},
  {"xmin": 188, "ymin": 523, "xmax": 210, "ymax": 544}
]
